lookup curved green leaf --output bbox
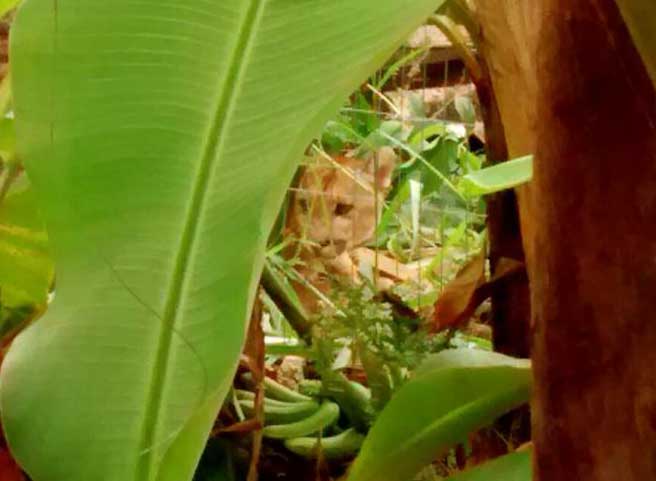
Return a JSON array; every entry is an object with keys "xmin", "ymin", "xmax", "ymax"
[
  {"xmin": 0, "ymin": 1, "xmax": 445, "ymax": 481},
  {"xmin": 460, "ymin": 155, "xmax": 533, "ymax": 197},
  {"xmin": 414, "ymin": 347, "xmax": 531, "ymax": 377},
  {"xmin": 444, "ymin": 451, "xmax": 532, "ymax": 481},
  {"xmin": 346, "ymin": 349, "xmax": 532, "ymax": 481}
]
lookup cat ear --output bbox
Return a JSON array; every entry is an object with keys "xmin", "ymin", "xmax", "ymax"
[{"xmin": 372, "ymin": 146, "xmax": 397, "ymax": 191}]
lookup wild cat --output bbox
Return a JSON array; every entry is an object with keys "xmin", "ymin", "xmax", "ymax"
[{"xmin": 284, "ymin": 147, "xmax": 396, "ymax": 312}]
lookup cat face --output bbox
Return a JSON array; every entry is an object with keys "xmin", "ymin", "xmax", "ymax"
[{"xmin": 287, "ymin": 147, "xmax": 396, "ymax": 256}]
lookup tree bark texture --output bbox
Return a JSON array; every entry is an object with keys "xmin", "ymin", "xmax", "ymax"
[
  {"xmin": 476, "ymin": 0, "xmax": 656, "ymax": 479},
  {"xmin": 531, "ymin": 0, "xmax": 656, "ymax": 479}
]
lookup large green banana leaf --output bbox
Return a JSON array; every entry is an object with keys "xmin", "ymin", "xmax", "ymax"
[
  {"xmin": 346, "ymin": 350, "xmax": 532, "ymax": 481},
  {"xmin": 0, "ymin": 1, "xmax": 445, "ymax": 481},
  {"xmin": 615, "ymin": 0, "xmax": 656, "ymax": 86}
]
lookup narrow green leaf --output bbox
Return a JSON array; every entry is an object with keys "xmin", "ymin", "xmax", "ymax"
[
  {"xmin": 374, "ymin": 179, "xmax": 410, "ymax": 244},
  {"xmin": 374, "ymin": 46, "xmax": 429, "ymax": 91},
  {"xmin": 261, "ymin": 260, "xmax": 311, "ymax": 342},
  {"xmin": 407, "ymin": 122, "xmax": 446, "ymax": 148},
  {"xmin": 346, "ymin": 349, "xmax": 532, "ymax": 481},
  {"xmin": 460, "ymin": 155, "xmax": 533, "ymax": 197},
  {"xmin": 414, "ymin": 348, "xmax": 531, "ymax": 377},
  {"xmin": 429, "ymin": 14, "xmax": 482, "ymax": 82},
  {"xmin": 409, "ymin": 176, "xmax": 422, "ymax": 255},
  {"xmin": 356, "ymin": 120, "xmax": 405, "ymax": 156},
  {"xmin": 615, "ymin": 0, "xmax": 656, "ymax": 86},
  {"xmin": 0, "ymin": 1, "xmax": 447, "ymax": 481},
  {"xmin": 444, "ymin": 451, "xmax": 532, "ymax": 481},
  {"xmin": 380, "ymin": 131, "xmax": 464, "ymax": 200}
]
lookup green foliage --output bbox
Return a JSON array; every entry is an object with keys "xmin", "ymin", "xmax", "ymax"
[
  {"xmin": 375, "ymin": 130, "xmax": 485, "ymax": 252},
  {"xmin": 460, "ymin": 155, "xmax": 533, "ymax": 197},
  {"xmin": 0, "ymin": 1, "xmax": 446, "ymax": 481},
  {"xmin": 346, "ymin": 349, "xmax": 532, "ymax": 481},
  {"xmin": 261, "ymin": 259, "xmax": 312, "ymax": 342},
  {"xmin": 373, "ymin": 47, "xmax": 428, "ymax": 91},
  {"xmin": 314, "ymin": 285, "xmax": 448, "ymax": 410}
]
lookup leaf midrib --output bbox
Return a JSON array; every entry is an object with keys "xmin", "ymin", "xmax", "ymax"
[{"xmin": 136, "ymin": 1, "xmax": 266, "ymax": 479}]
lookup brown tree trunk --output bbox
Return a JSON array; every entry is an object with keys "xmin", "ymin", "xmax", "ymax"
[
  {"xmin": 475, "ymin": 0, "xmax": 656, "ymax": 479},
  {"xmin": 475, "ymin": 66, "xmax": 531, "ymax": 359},
  {"xmin": 530, "ymin": 0, "xmax": 656, "ymax": 479}
]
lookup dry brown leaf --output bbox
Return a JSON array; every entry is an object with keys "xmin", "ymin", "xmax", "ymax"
[
  {"xmin": 431, "ymin": 254, "xmax": 527, "ymax": 332},
  {"xmin": 432, "ymin": 250, "xmax": 487, "ymax": 331}
]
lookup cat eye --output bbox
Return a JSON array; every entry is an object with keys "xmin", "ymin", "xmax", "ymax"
[{"xmin": 334, "ymin": 203, "xmax": 354, "ymax": 216}]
